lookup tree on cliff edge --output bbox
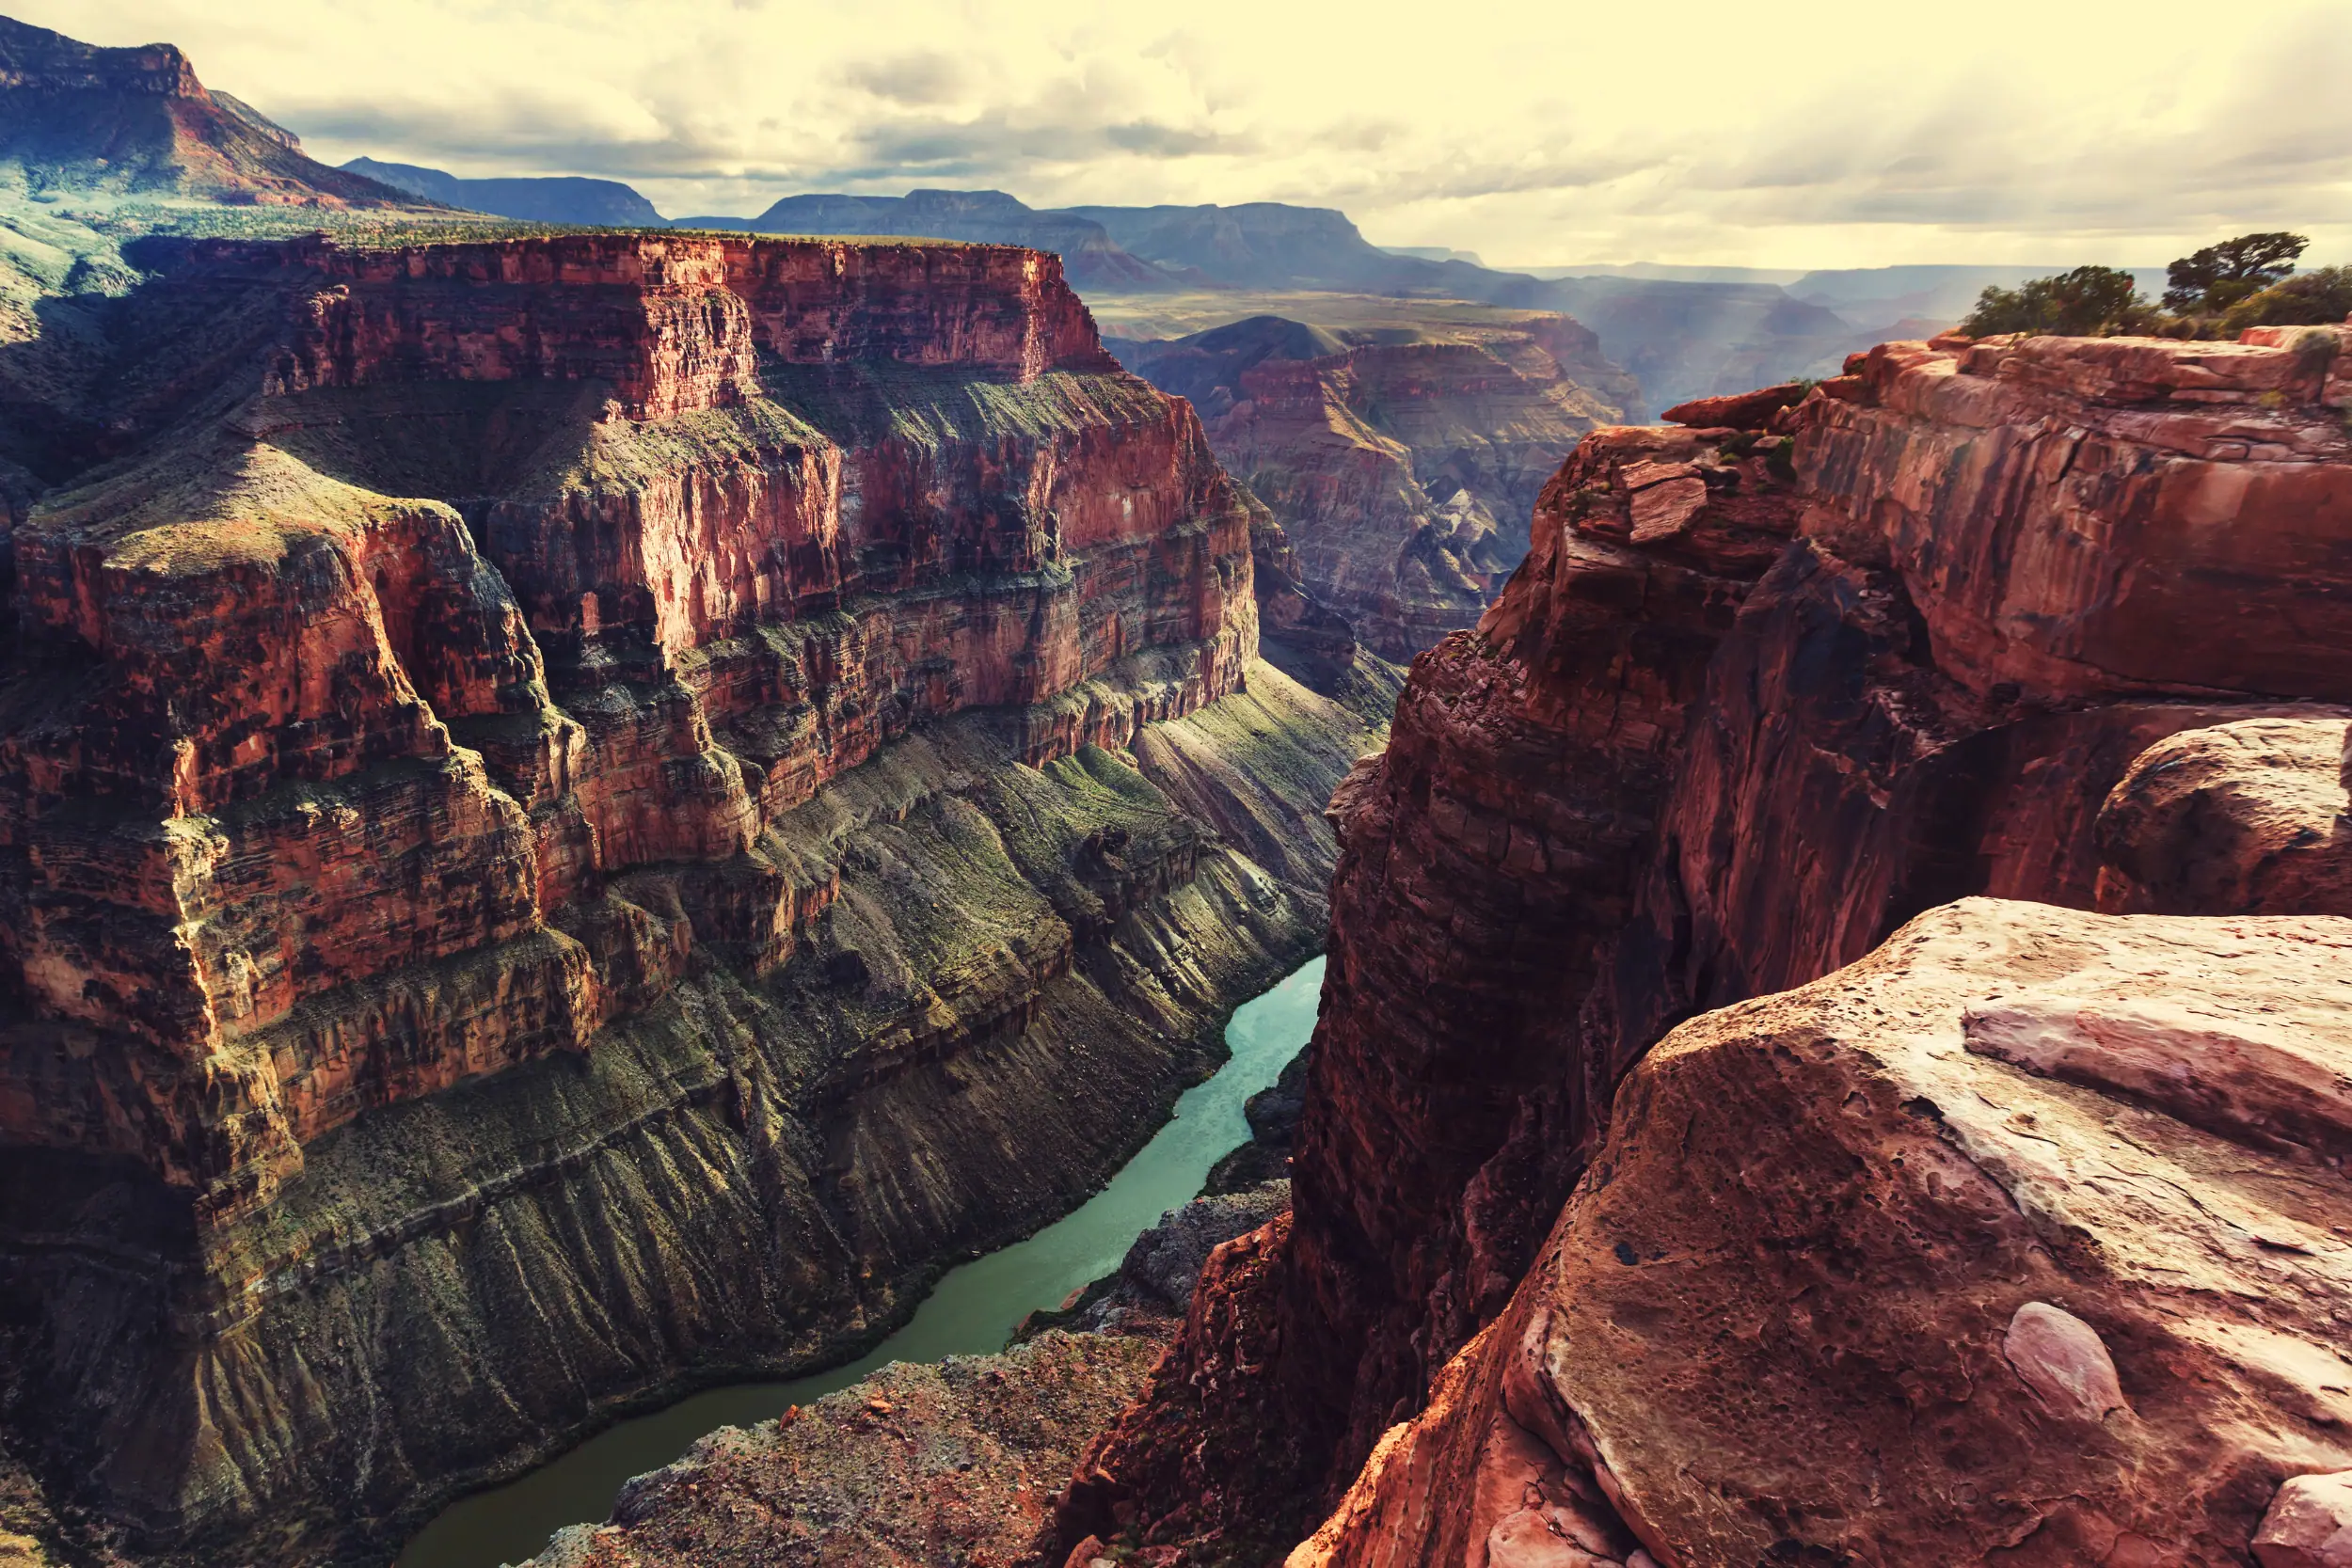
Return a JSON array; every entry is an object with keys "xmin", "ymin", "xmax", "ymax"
[
  {"xmin": 2163, "ymin": 231, "xmax": 2307, "ymax": 313},
  {"xmin": 1962, "ymin": 266, "xmax": 2149, "ymax": 337}
]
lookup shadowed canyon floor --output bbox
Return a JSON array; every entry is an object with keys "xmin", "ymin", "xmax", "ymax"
[
  {"xmin": 482, "ymin": 961, "xmax": 1319, "ymax": 1568},
  {"xmin": 399, "ymin": 958, "xmax": 1319, "ymax": 1568}
]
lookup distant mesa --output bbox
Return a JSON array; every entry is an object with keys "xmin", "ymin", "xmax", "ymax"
[
  {"xmin": 0, "ymin": 15, "xmax": 418, "ymax": 205},
  {"xmin": 341, "ymin": 157, "xmax": 667, "ymax": 227},
  {"xmin": 675, "ymin": 188, "xmax": 1183, "ymax": 293},
  {"xmin": 674, "ymin": 192, "xmax": 1571, "ymax": 305},
  {"xmin": 1106, "ymin": 313, "xmax": 1349, "ymax": 406},
  {"xmin": 1064, "ymin": 201, "xmax": 1535, "ymax": 298},
  {"xmin": 1380, "ymin": 245, "xmax": 1485, "ymax": 266}
]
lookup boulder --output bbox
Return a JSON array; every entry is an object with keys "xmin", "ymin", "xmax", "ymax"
[
  {"xmin": 2097, "ymin": 715, "xmax": 2352, "ymax": 916},
  {"xmin": 2256, "ymin": 1473, "xmax": 2352, "ymax": 1568},
  {"xmin": 1293, "ymin": 899, "xmax": 2352, "ymax": 1566}
]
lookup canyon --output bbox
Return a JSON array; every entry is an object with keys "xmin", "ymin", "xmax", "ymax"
[
  {"xmin": 8, "ymin": 19, "xmax": 2352, "ymax": 1568},
  {"xmin": 0, "ymin": 225, "xmax": 1390, "ymax": 1567},
  {"xmin": 1057, "ymin": 325, "xmax": 2352, "ymax": 1564},
  {"xmin": 1111, "ymin": 312, "xmax": 1637, "ymax": 660}
]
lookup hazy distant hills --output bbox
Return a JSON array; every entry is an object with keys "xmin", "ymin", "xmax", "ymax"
[
  {"xmin": 0, "ymin": 15, "xmax": 416, "ymax": 205},
  {"xmin": 1536, "ymin": 277, "xmax": 1858, "ymax": 412},
  {"xmin": 0, "ymin": 5, "xmax": 2157, "ymax": 420},
  {"xmin": 654, "ymin": 185, "xmax": 1950, "ymax": 412},
  {"xmin": 1063, "ymin": 201, "xmax": 1544, "ymax": 301},
  {"xmin": 341, "ymin": 157, "xmax": 663, "ymax": 227}
]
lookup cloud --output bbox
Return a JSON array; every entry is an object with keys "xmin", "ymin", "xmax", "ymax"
[
  {"xmin": 844, "ymin": 52, "xmax": 964, "ymax": 107},
  {"xmin": 23, "ymin": 0, "xmax": 2352, "ymax": 266}
]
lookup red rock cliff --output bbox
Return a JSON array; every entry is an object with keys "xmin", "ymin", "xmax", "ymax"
[
  {"xmin": 0, "ymin": 230, "xmax": 1390, "ymax": 1565},
  {"xmin": 2, "ymin": 235, "xmax": 1255, "ymax": 1203},
  {"xmin": 1059, "ymin": 325, "xmax": 2352, "ymax": 1560}
]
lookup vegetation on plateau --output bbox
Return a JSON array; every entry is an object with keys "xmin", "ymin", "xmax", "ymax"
[{"xmin": 1960, "ymin": 230, "xmax": 2346, "ymax": 341}]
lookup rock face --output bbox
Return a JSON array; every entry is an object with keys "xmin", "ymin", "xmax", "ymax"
[
  {"xmin": 0, "ymin": 230, "xmax": 1387, "ymax": 1566},
  {"xmin": 1274, "ymin": 420, "xmax": 1810, "ymax": 1492},
  {"xmin": 0, "ymin": 17, "xmax": 416, "ymax": 204},
  {"xmin": 1119, "ymin": 313, "xmax": 1638, "ymax": 657},
  {"xmin": 1060, "ymin": 326, "xmax": 2352, "ymax": 1560},
  {"xmin": 1294, "ymin": 901, "xmax": 2352, "ymax": 1568}
]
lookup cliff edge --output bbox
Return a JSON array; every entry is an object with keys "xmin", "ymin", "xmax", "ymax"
[{"xmin": 1060, "ymin": 325, "xmax": 2352, "ymax": 1565}]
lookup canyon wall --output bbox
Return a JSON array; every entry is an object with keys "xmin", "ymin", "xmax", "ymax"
[
  {"xmin": 0, "ymin": 231, "xmax": 1386, "ymax": 1566},
  {"xmin": 1119, "ymin": 314, "xmax": 1638, "ymax": 659},
  {"xmin": 1061, "ymin": 325, "xmax": 2352, "ymax": 1563}
]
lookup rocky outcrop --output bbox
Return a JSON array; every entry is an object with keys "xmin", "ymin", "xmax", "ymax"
[
  {"xmin": 508, "ymin": 1180, "xmax": 1294, "ymax": 1568},
  {"xmin": 2096, "ymin": 716, "xmax": 2352, "ymax": 917},
  {"xmin": 0, "ymin": 18, "xmax": 419, "ymax": 205},
  {"xmin": 1120, "ymin": 313, "xmax": 1637, "ymax": 657},
  {"xmin": 1277, "ymin": 420, "xmax": 1808, "ymax": 1489},
  {"xmin": 1028, "ymin": 1181, "xmax": 1296, "ymax": 1343},
  {"xmin": 531, "ymin": 1331, "xmax": 1162, "ymax": 1568},
  {"xmin": 0, "ymin": 230, "xmax": 1387, "ymax": 1567},
  {"xmin": 1294, "ymin": 900, "xmax": 2352, "ymax": 1568},
  {"xmin": 1062, "ymin": 1213, "xmax": 1316, "ymax": 1561},
  {"xmin": 1061, "ymin": 325, "xmax": 2352, "ymax": 1559},
  {"xmin": 1203, "ymin": 1051, "xmax": 1308, "ymax": 1194}
]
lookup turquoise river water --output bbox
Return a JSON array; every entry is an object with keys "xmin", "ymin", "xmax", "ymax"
[{"xmin": 398, "ymin": 954, "xmax": 1327, "ymax": 1568}]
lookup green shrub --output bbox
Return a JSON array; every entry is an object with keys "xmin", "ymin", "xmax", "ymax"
[
  {"xmin": 1961, "ymin": 265, "xmax": 2153, "ymax": 338},
  {"xmin": 2220, "ymin": 266, "xmax": 2352, "ymax": 332}
]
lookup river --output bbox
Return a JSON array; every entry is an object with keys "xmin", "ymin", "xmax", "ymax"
[{"xmin": 397, "ymin": 953, "xmax": 1327, "ymax": 1568}]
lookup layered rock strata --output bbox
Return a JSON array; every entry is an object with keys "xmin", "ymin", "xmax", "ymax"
[
  {"xmin": 1062, "ymin": 325, "xmax": 2352, "ymax": 1558},
  {"xmin": 0, "ymin": 231, "xmax": 1385, "ymax": 1566},
  {"xmin": 1119, "ymin": 313, "xmax": 1637, "ymax": 658}
]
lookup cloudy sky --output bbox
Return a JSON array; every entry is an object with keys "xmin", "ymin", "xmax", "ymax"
[{"xmin": 27, "ymin": 0, "xmax": 2352, "ymax": 268}]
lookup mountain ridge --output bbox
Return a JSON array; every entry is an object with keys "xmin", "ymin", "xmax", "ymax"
[
  {"xmin": 340, "ymin": 155, "xmax": 665, "ymax": 226},
  {"xmin": 0, "ymin": 15, "xmax": 417, "ymax": 205}
]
